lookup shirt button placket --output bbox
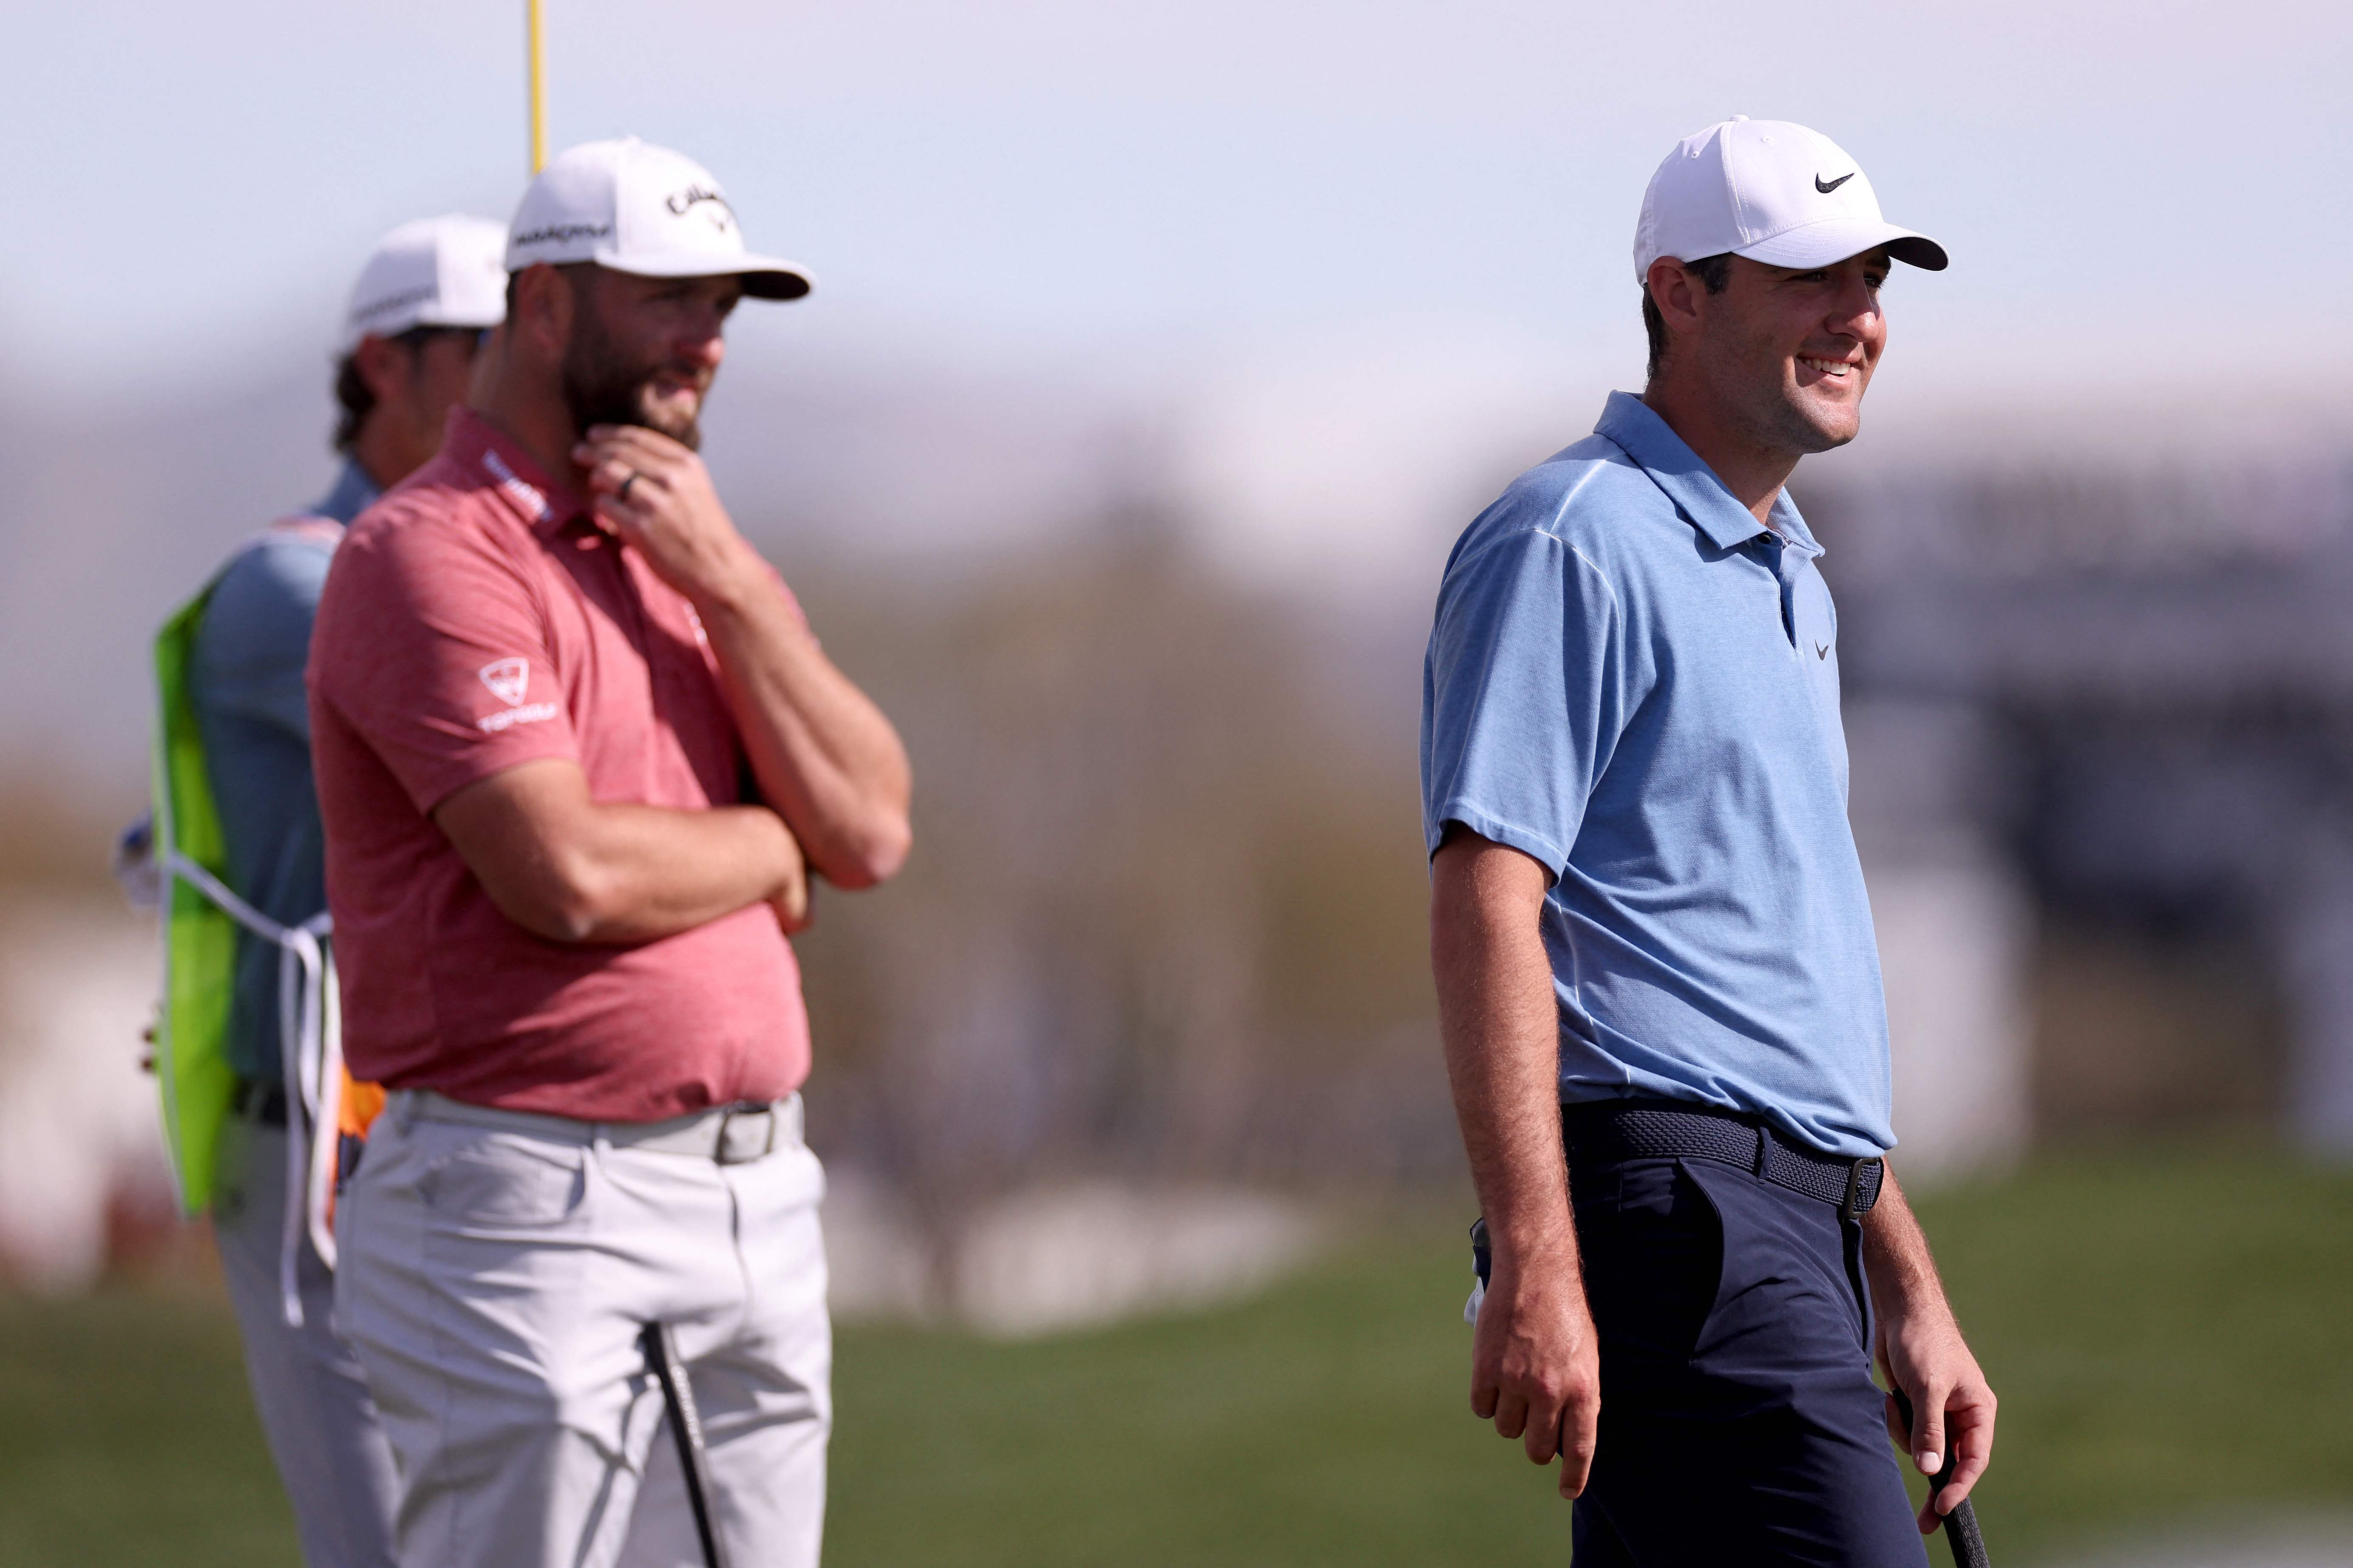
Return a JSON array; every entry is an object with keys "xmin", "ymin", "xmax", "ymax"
[{"xmin": 1758, "ymin": 533, "xmax": 1799, "ymax": 654}]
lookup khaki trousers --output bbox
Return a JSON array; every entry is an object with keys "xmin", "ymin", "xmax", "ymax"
[{"xmin": 334, "ymin": 1092, "xmax": 832, "ymax": 1568}]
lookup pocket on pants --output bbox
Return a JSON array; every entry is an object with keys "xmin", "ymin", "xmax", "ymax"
[
  {"xmin": 420, "ymin": 1131, "xmax": 588, "ymax": 1227},
  {"xmin": 1575, "ymin": 1159, "xmax": 1724, "ymax": 1373},
  {"xmin": 1678, "ymin": 1158, "xmax": 1867, "ymax": 1379}
]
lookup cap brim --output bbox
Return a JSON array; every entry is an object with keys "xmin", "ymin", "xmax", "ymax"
[
  {"xmin": 1735, "ymin": 218, "xmax": 1948, "ymax": 273},
  {"xmin": 413, "ymin": 306, "xmax": 507, "ymax": 331},
  {"xmin": 594, "ymin": 249, "xmax": 813, "ymax": 300}
]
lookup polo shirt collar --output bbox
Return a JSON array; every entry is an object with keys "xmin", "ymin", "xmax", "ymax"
[
  {"xmin": 1593, "ymin": 391, "xmax": 1823, "ymax": 560},
  {"xmin": 442, "ymin": 407, "xmax": 591, "ymax": 537}
]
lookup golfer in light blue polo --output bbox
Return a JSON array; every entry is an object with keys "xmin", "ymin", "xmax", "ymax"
[{"xmin": 1422, "ymin": 118, "xmax": 1997, "ymax": 1562}]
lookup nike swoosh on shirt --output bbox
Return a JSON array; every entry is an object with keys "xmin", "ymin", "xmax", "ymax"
[
  {"xmin": 1815, "ymin": 173, "xmax": 1854, "ymax": 193},
  {"xmin": 1815, "ymin": 641, "xmax": 1831, "ymax": 659}
]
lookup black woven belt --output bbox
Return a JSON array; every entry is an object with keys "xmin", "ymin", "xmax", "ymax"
[{"xmin": 1563, "ymin": 1099, "xmax": 1885, "ymax": 1221}]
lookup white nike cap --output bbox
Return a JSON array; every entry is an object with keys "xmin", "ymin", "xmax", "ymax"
[
  {"xmin": 505, "ymin": 137, "xmax": 811, "ymax": 301},
  {"xmin": 341, "ymin": 214, "xmax": 509, "ymax": 353},
  {"xmin": 1633, "ymin": 117, "xmax": 1948, "ymax": 286}
]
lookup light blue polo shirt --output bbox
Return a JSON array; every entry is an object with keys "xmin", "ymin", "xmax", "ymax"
[
  {"xmin": 189, "ymin": 459, "xmax": 375, "ymax": 1083},
  {"xmin": 1420, "ymin": 391, "xmax": 1894, "ymax": 1157}
]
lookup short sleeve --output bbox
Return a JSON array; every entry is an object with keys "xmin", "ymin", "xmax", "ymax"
[
  {"xmin": 191, "ymin": 535, "xmax": 334, "ymax": 742},
  {"xmin": 1420, "ymin": 526, "xmax": 1625, "ymax": 879},
  {"xmin": 309, "ymin": 515, "xmax": 580, "ymax": 815}
]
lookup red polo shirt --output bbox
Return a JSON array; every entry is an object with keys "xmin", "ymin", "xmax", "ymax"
[{"xmin": 307, "ymin": 409, "xmax": 811, "ymax": 1121}]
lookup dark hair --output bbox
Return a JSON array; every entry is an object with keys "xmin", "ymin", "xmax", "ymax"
[
  {"xmin": 331, "ymin": 350, "xmax": 373, "ymax": 454},
  {"xmin": 329, "ymin": 324, "xmax": 482, "ymax": 454},
  {"xmin": 1640, "ymin": 252, "xmax": 1733, "ymax": 382}
]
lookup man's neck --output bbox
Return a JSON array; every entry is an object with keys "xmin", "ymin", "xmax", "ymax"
[
  {"xmin": 1639, "ymin": 380, "xmax": 1800, "ymax": 527},
  {"xmin": 351, "ymin": 417, "xmax": 425, "ymax": 495},
  {"xmin": 475, "ymin": 378, "xmax": 584, "ymax": 495}
]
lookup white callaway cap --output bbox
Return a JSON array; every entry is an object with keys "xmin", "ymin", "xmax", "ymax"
[
  {"xmin": 505, "ymin": 137, "xmax": 811, "ymax": 301},
  {"xmin": 1633, "ymin": 117, "xmax": 1947, "ymax": 286},
  {"xmin": 342, "ymin": 214, "xmax": 508, "ymax": 353}
]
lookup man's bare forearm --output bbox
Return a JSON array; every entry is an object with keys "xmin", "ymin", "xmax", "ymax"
[
  {"xmin": 1432, "ymin": 829, "xmax": 1602, "ymax": 1494},
  {"xmin": 696, "ymin": 569, "xmax": 912, "ymax": 889},
  {"xmin": 1859, "ymin": 1165, "xmax": 1948, "ymax": 1319},
  {"xmin": 558, "ymin": 800, "xmax": 802, "ymax": 942},
  {"xmin": 568, "ymin": 423, "xmax": 912, "ymax": 890},
  {"xmin": 1431, "ymin": 834, "xmax": 1574, "ymax": 1261},
  {"xmin": 1860, "ymin": 1162, "xmax": 1999, "ymax": 1517},
  {"xmin": 434, "ymin": 759, "xmax": 804, "ymax": 944}
]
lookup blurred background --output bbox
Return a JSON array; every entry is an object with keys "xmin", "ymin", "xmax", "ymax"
[{"xmin": 3, "ymin": 1, "xmax": 2350, "ymax": 1563}]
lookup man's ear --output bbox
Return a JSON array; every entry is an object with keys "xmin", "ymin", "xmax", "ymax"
[
  {"xmin": 351, "ymin": 333, "xmax": 411, "ymax": 403},
  {"xmin": 510, "ymin": 263, "xmax": 574, "ymax": 362},
  {"xmin": 1646, "ymin": 258, "xmax": 1704, "ymax": 340}
]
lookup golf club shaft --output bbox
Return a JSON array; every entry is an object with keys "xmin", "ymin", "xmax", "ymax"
[
  {"xmin": 1891, "ymin": 1387, "xmax": 1990, "ymax": 1568},
  {"xmin": 641, "ymin": 1322, "xmax": 734, "ymax": 1568}
]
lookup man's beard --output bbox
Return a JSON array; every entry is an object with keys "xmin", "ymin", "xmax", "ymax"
[{"xmin": 560, "ymin": 295, "xmax": 703, "ymax": 451}]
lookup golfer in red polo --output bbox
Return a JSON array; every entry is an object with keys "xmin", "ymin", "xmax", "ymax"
[{"xmin": 308, "ymin": 138, "xmax": 910, "ymax": 1568}]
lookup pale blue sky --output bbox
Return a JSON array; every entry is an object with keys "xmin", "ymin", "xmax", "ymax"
[
  {"xmin": 2, "ymin": 0, "xmax": 2349, "ymax": 784},
  {"xmin": 5, "ymin": 0, "xmax": 2349, "ymax": 410}
]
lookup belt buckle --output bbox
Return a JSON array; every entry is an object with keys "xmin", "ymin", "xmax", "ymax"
[
  {"xmin": 1840, "ymin": 1158, "xmax": 1874, "ymax": 1223},
  {"xmin": 714, "ymin": 1105, "xmax": 776, "ymax": 1166}
]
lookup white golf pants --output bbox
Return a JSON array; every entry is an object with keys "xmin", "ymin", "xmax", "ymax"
[{"xmin": 334, "ymin": 1091, "xmax": 832, "ymax": 1568}]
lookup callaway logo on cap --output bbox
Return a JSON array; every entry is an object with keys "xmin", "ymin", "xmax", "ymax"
[
  {"xmin": 1633, "ymin": 118, "xmax": 1948, "ymax": 285},
  {"xmin": 505, "ymin": 137, "xmax": 811, "ymax": 301},
  {"xmin": 341, "ymin": 214, "xmax": 508, "ymax": 354}
]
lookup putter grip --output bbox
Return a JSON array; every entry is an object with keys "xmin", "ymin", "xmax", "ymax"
[
  {"xmin": 1891, "ymin": 1388, "xmax": 1991, "ymax": 1567},
  {"xmin": 1945, "ymin": 1497, "xmax": 1990, "ymax": 1568}
]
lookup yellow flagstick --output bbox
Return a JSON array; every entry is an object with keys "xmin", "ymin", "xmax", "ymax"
[{"xmin": 527, "ymin": 0, "xmax": 549, "ymax": 173}]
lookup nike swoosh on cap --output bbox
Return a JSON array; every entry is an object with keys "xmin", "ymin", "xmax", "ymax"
[{"xmin": 1814, "ymin": 173, "xmax": 1855, "ymax": 193}]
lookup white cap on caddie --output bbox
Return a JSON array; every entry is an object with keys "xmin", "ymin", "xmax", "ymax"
[
  {"xmin": 505, "ymin": 137, "xmax": 811, "ymax": 301},
  {"xmin": 1633, "ymin": 118, "xmax": 1948, "ymax": 286},
  {"xmin": 341, "ymin": 214, "xmax": 509, "ymax": 354}
]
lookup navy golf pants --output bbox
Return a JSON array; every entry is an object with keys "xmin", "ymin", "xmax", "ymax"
[{"xmin": 1566, "ymin": 1151, "xmax": 1928, "ymax": 1566}]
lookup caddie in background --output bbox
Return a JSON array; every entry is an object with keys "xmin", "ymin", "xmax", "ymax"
[
  {"xmin": 137, "ymin": 213, "xmax": 507, "ymax": 1568},
  {"xmin": 1422, "ymin": 118, "xmax": 1996, "ymax": 1562},
  {"xmin": 307, "ymin": 138, "xmax": 912, "ymax": 1568}
]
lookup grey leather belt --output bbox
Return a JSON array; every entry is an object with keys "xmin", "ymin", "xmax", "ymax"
[{"xmin": 398, "ymin": 1090, "xmax": 802, "ymax": 1166}]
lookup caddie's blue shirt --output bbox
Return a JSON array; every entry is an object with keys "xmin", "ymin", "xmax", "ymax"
[
  {"xmin": 1420, "ymin": 392, "xmax": 1894, "ymax": 1157},
  {"xmin": 189, "ymin": 460, "xmax": 375, "ymax": 1083}
]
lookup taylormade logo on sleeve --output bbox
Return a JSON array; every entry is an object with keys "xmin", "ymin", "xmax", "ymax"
[
  {"xmin": 479, "ymin": 659, "xmax": 530, "ymax": 706},
  {"xmin": 476, "ymin": 657, "xmax": 558, "ymax": 733}
]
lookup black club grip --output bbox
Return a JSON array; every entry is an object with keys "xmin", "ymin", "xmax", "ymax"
[{"xmin": 1890, "ymin": 1387, "xmax": 1990, "ymax": 1568}]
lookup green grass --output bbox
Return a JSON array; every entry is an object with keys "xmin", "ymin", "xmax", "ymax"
[
  {"xmin": 3, "ymin": 1145, "xmax": 2348, "ymax": 1566},
  {"xmin": 1907, "ymin": 1143, "xmax": 2353, "ymax": 1559},
  {"xmin": 0, "ymin": 1285, "xmax": 298, "ymax": 1567}
]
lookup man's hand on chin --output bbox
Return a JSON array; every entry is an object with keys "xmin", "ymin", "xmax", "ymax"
[{"xmin": 576, "ymin": 423, "xmax": 760, "ymax": 608}]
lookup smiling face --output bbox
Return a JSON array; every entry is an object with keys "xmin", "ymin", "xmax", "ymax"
[
  {"xmin": 558, "ymin": 266, "xmax": 743, "ymax": 450},
  {"xmin": 1679, "ymin": 249, "xmax": 1891, "ymax": 457}
]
